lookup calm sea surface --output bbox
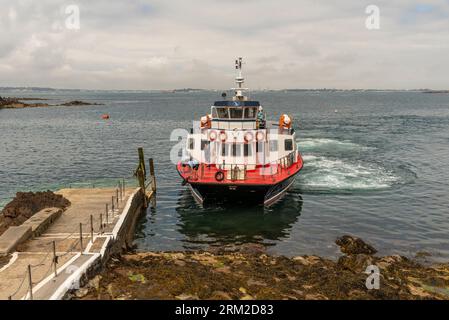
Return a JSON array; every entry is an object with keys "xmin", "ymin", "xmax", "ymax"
[{"xmin": 1, "ymin": 89, "xmax": 448, "ymax": 261}]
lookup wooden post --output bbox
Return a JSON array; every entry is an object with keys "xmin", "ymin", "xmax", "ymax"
[
  {"xmin": 100, "ymin": 213, "xmax": 103, "ymax": 233},
  {"xmin": 149, "ymin": 158, "xmax": 156, "ymax": 192},
  {"xmin": 27, "ymin": 265, "xmax": 33, "ymax": 300},
  {"xmin": 138, "ymin": 147, "xmax": 146, "ymax": 177},
  {"xmin": 138, "ymin": 169, "xmax": 148, "ymax": 208},
  {"xmin": 105, "ymin": 204, "xmax": 109, "ymax": 225}
]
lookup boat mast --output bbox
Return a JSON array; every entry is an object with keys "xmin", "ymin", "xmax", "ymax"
[{"xmin": 232, "ymin": 57, "xmax": 248, "ymax": 101}]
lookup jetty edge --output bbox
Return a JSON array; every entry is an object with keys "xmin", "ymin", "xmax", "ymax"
[{"xmin": 0, "ymin": 148, "xmax": 156, "ymax": 300}]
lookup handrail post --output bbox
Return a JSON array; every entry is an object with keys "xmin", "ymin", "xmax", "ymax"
[
  {"xmin": 53, "ymin": 241, "xmax": 57, "ymax": 278},
  {"xmin": 105, "ymin": 204, "xmax": 109, "ymax": 225},
  {"xmin": 79, "ymin": 223, "xmax": 83, "ymax": 253},
  {"xmin": 111, "ymin": 196, "xmax": 115, "ymax": 213},
  {"xmin": 90, "ymin": 215, "xmax": 94, "ymax": 243},
  {"xmin": 27, "ymin": 264, "xmax": 33, "ymax": 300}
]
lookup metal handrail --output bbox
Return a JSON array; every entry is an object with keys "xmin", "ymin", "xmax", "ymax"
[{"xmin": 182, "ymin": 150, "xmax": 299, "ymax": 182}]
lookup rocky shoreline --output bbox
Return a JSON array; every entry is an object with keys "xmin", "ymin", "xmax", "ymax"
[
  {"xmin": 0, "ymin": 191, "xmax": 70, "ymax": 236},
  {"xmin": 73, "ymin": 236, "xmax": 449, "ymax": 300},
  {"xmin": 0, "ymin": 96, "xmax": 103, "ymax": 109}
]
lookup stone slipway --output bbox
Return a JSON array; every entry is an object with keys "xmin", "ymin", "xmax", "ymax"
[{"xmin": 0, "ymin": 186, "xmax": 149, "ymax": 300}]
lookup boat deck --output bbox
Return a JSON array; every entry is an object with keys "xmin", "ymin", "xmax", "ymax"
[{"xmin": 177, "ymin": 153, "xmax": 303, "ymax": 186}]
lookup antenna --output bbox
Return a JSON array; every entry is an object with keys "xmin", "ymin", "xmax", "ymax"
[
  {"xmin": 235, "ymin": 57, "xmax": 244, "ymax": 88},
  {"xmin": 232, "ymin": 57, "xmax": 249, "ymax": 101}
]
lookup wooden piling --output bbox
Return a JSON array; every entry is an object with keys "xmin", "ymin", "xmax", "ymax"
[{"xmin": 149, "ymin": 158, "xmax": 156, "ymax": 192}]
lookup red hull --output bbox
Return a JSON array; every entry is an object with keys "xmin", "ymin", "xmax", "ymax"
[{"xmin": 177, "ymin": 152, "xmax": 303, "ymax": 186}]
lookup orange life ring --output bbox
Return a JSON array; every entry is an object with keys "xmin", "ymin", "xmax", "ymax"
[
  {"xmin": 256, "ymin": 131, "xmax": 265, "ymax": 141},
  {"xmin": 279, "ymin": 114, "xmax": 292, "ymax": 129},
  {"xmin": 200, "ymin": 114, "xmax": 211, "ymax": 129}
]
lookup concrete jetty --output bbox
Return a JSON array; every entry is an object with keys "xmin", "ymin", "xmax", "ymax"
[
  {"xmin": 0, "ymin": 149, "xmax": 156, "ymax": 300},
  {"xmin": 0, "ymin": 185, "xmax": 152, "ymax": 300}
]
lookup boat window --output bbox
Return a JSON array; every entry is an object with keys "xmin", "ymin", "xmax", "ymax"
[
  {"xmin": 269, "ymin": 140, "xmax": 278, "ymax": 152},
  {"xmin": 244, "ymin": 107, "xmax": 257, "ymax": 119},
  {"xmin": 230, "ymin": 108, "xmax": 243, "ymax": 119},
  {"xmin": 217, "ymin": 108, "xmax": 229, "ymax": 119},
  {"xmin": 201, "ymin": 140, "xmax": 210, "ymax": 151},
  {"xmin": 211, "ymin": 107, "xmax": 218, "ymax": 118},
  {"xmin": 188, "ymin": 138, "xmax": 195, "ymax": 150},
  {"xmin": 256, "ymin": 142, "xmax": 263, "ymax": 153},
  {"xmin": 244, "ymin": 144, "xmax": 252, "ymax": 157},
  {"xmin": 232, "ymin": 143, "xmax": 241, "ymax": 157},
  {"xmin": 284, "ymin": 139, "xmax": 293, "ymax": 151},
  {"xmin": 221, "ymin": 143, "xmax": 229, "ymax": 156}
]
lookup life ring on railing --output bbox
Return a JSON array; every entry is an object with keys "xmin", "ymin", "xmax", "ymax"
[
  {"xmin": 215, "ymin": 171, "xmax": 225, "ymax": 182},
  {"xmin": 219, "ymin": 131, "xmax": 227, "ymax": 142},
  {"xmin": 279, "ymin": 114, "xmax": 292, "ymax": 129},
  {"xmin": 256, "ymin": 131, "xmax": 265, "ymax": 141},
  {"xmin": 244, "ymin": 132, "xmax": 253, "ymax": 143},
  {"xmin": 209, "ymin": 130, "xmax": 217, "ymax": 141}
]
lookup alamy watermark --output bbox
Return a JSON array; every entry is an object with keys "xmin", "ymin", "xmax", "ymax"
[
  {"xmin": 365, "ymin": 5, "xmax": 380, "ymax": 30},
  {"xmin": 65, "ymin": 4, "xmax": 80, "ymax": 30},
  {"xmin": 365, "ymin": 265, "xmax": 380, "ymax": 289}
]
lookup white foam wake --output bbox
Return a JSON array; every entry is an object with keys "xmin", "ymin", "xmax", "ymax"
[
  {"xmin": 297, "ymin": 138, "xmax": 369, "ymax": 153},
  {"xmin": 298, "ymin": 155, "xmax": 398, "ymax": 191}
]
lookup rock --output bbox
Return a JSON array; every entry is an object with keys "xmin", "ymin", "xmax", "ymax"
[
  {"xmin": 175, "ymin": 293, "xmax": 200, "ymax": 300},
  {"xmin": 247, "ymin": 279, "xmax": 268, "ymax": 287},
  {"xmin": 214, "ymin": 266, "xmax": 231, "ymax": 274},
  {"xmin": 238, "ymin": 243, "xmax": 266, "ymax": 255},
  {"xmin": 210, "ymin": 291, "xmax": 232, "ymax": 300},
  {"xmin": 128, "ymin": 273, "xmax": 146, "ymax": 284},
  {"xmin": 336, "ymin": 235, "xmax": 377, "ymax": 255},
  {"xmin": 60, "ymin": 100, "xmax": 103, "ymax": 106},
  {"xmin": 293, "ymin": 255, "xmax": 321, "ymax": 265},
  {"xmin": 0, "ymin": 191, "xmax": 70, "ymax": 236},
  {"xmin": 377, "ymin": 255, "xmax": 404, "ymax": 269},
  {"xmin": 337, "ymin": 254, "xmax": 374, "ymax": 273},
  {"xmin": 74, "ymin": 288, "xmax": 89, "ymax": 298},
  {"xmin": 305, "ymin": 293, "xmax": 328, "ymax": 300},
  {"xmin": 173, "ymin": 259, "xmax": 186, "ymax": 267},
  {"xmin": 240, "ymin": 294, "xmax": 254, "ymax": 300},
  {"xmin": 87, "ymin": 275, "xmax": 102, "ymax": 291},
  {"xmin": 239, "ymin": 287, "xmax": 247, "ymax": 294}
]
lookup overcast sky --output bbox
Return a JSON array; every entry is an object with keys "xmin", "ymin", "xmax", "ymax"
[{"xmin": 0, "ymin": 0, "xmax": 448, "ymax": 90}]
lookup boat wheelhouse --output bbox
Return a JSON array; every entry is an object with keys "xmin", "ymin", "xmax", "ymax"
[{"xmin": 177, "ymin": 58, "xmax": 303, "ymax": 206}]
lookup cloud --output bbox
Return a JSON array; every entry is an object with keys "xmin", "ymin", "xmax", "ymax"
[{"xmin": 0, "ymin": 0, "xmax": 448, "ymax": 89}]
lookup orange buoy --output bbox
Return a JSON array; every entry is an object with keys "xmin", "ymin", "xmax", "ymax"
[{"xmin": 101, "ymin": 114, "xmax": 110, "ymax": 120}]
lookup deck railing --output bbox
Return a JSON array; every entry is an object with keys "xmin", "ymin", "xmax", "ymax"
[{"xmin": 182, "ymin": 150, "xmax": 301, "ymax": 183}]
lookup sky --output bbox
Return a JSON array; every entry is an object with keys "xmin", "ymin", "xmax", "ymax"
[{"xmin": 0, "ymin": 0, "xmax": 448, "ymax": 90}]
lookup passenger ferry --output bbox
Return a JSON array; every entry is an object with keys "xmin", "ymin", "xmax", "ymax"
[{"xmin": 177, "ymin": 58, "xmax": 304, "ymax": 206}]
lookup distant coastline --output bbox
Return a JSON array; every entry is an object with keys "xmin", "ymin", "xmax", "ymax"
[
  {"xmin": 0, "ymin": 96, "xmax": 104, "ymax": 109},
  {"xmin": 1, "ymin": 86, "xmax": 448, "ymax": 93}
]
